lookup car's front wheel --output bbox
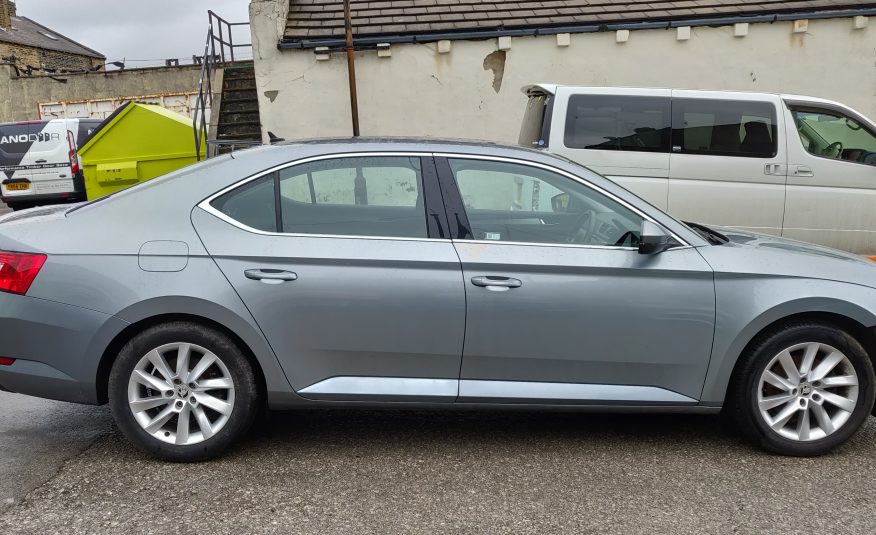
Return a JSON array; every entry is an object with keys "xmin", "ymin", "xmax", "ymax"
[
  {"xmin": 108, "ymin": 322, "xmax": 259, "ymax": 462},
  {"xmin": 729, "ymin": 322, "xmax": 875, "ymax": 456}
]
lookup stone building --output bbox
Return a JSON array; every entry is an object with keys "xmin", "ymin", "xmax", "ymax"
[{"xmin": 0, "ymin": 0, "xmax": 104, "ymax": 75}]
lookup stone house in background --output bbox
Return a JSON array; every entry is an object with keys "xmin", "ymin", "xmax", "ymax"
[{"xmin": 0, "ymin": 0, "xmax": 104, "ymax": 75}]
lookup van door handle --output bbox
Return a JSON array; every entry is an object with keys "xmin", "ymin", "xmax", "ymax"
[
  {"xmin": 471, "ymin": 276, "xmax": 523, "ymax": 289},
  {"xmin": 793, "ymin": 165, "xmax": 814, "ymax": 177},
  {"xmin": 34, "ymin": 159, "xmax": 47, "ymax": 164},
  {"xmin": 244, "ymin": 269, "xmax": 298, "ymax": 284}
]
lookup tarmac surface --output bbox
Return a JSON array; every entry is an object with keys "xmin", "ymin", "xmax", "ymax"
[{"xmin": 0, "ymin": 395, "xmax": 874, "ymax": 534}]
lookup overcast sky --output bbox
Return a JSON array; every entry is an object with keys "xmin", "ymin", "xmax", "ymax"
[{"xmin": 19, "ymin": 0, "xmax": 251, "ymax": 66}]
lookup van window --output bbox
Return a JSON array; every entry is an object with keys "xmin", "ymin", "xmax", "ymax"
[
  {"xmin": 790, "ymin": 107, "xmax": 876, "ymax": 166},
  {"xmin": 563, "ymin": 95, "xmax": 670, "ymax": 153},
  {"xmin": 673, "ymin": 99, "xmax": 777, "ymax": 158},
  {"xmin": 519, "ymin": 94, "xmax": 552, "ymax": 148}
]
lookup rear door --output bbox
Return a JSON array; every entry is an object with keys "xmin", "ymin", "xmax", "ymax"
[
  {"xmin": 668, "ymin": 91, "xmax": 787, "ymax": 235},
  {"xmin": 546, "ymin": 87, "xmax": 672, "ymax": 210},
  {"xmin": 782, "ymin": 100, "xmax": 876, "ymax": 253},
  {"xmin": 26, "ymin": 119, "xmax": 77, "ymax": 198},
  {"xmin": 0, "ymin": 122, "xmax": 41, "ymax": 199},
  {"xmin": 193, "ymin": 153, "xmax": 466, "ymax": 401}
]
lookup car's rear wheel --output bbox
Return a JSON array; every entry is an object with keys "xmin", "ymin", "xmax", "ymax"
[
  {"xmin": 729, "ymin": 322, "xmax": 875, "ymax": 456},
  {"xmin": 108, "ymin": 322, "xmax": 259, "ymax": 462}
]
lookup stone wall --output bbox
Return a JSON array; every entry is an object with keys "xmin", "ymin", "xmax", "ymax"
[{"xmin": 0, "ymin": 42, "xmax": 100, "ymax": 73}]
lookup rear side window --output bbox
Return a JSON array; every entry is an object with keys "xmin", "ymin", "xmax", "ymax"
[
  {"xmin": 210, "ymin": 174, "xmax": 278, "ymax": 232},
  {"xmin": 563, "ymin": 95, "xmax": 670, "ymax": 153},
  {"xmin": 278, "ymin": 156, "xmax": 427, "ymax": 238},
  {"xmin": 673, "ymin": 99, "xmax": 777, "ymax": 158}
]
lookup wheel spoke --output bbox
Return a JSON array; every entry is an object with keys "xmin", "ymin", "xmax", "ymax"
[
  {"xmin": 810, "ymin": 351, "xmax": 844, "ymax": 381},
  {"xmin": 144, "ymin": 405, "xmax": 175, "ymax": 433},
  {"xmin": 777, "ymin": 350, "xmax": 801, "ymax": 384},
  {"xmin": 146, "ymin": 349, "xmax": 175, "ymax": 382},
  {"xmin": 763, "ymin": 370, "xmax": 795, "ymax": 392},
  {"xmin": 819, "ymin": 391, "xmax": 856, "ymax": 413},
  {"xmin": 188, "ymin": 353, "xmax": 217, "ymax": 383},
  {"xmin": 175, "ymin": 343, "xmax": 192, "ymax": 382},
  {"xmin": 820, "ymin": 375, "xmax": 858, "ymax": 388},
  {"xmin": 196, "ymin": 393, "xmax": 232, "ymax": 416},
  {"xmin": 796, "ymin": 409, "xmax": 811, "ymax": 441},
  {"xmin": 197, "ymin": 377, "xmax": 233, "ymax": 390},
  {"xmin": 800, "ymin": 343, "xmax": 819, "ymax": 376},
  {"xmin": 811, "ymin": 402, "xmax": 835, "ymax": 434},
  {"xmin": 769, "ymin": 402, "xmax": 800, "ymax": 430},
  {"xmin": 192, "ymin": 405, "xmax": 214, "ymax": 439},
  {"xmin": 759, "ymin": 394, "xmax": 795, "ymax": 411},
  {"xmin": 175, "ymin": 405, "xmax": 191, "ymax": 445},
  {"xmin": 129, "ymin": 396, "xmax": 169, "ymax": 413},
  {"xmin": 133, "ymin": 369, "xmax": 170, "ymax": 392}
]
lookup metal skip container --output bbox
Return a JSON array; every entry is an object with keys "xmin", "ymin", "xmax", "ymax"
[{"xmin": 78, "ymin": 102, "xmax": 205, "ymax": 200}]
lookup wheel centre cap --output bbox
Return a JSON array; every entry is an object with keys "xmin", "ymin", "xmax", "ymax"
[
  {"xmin": 176, "ymin": 384, "xmax": 190, "ymax": 398},
  {"xmin": 800, "ymin": 384, "xmax": 813, "ymax": 396}
]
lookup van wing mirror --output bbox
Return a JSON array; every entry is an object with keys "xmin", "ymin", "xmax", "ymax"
[{"xmin": 638, "ymin": 221, "xmax": 676, "ymax": 255}]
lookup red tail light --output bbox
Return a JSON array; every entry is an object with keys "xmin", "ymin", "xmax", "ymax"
[
  {"xmin": 67, "ymin": 130, "xmax": 80, "ymax": 175},
  {"xmin": 0, "ymin": 357, "xmax": 14, "ymax": 366},
  {"xmin": 0, "ymin": 251, "xmax": 47, "ymax": 295}
]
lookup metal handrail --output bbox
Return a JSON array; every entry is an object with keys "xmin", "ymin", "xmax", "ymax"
[{"xmin": 193, "ymin": 11, "xmax": 253, "ymax": 160}]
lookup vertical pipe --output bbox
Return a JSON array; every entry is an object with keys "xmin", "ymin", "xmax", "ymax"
[{"xmin": 343, "ymin": 0, "xmax": 360, "ymax": 136}]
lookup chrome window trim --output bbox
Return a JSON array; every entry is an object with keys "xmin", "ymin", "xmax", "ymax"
[
  {"xmin": 198, "ymin": 151, "xmax": 450, "ymax": 242},
  {"xmin": 433, "ymin": 152, "xmax": 691, "ymax": 248}
]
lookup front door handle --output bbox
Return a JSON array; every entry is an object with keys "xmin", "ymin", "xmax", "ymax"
[
  {"xmin": 244, "ymin": 269, "xmax": 298, "ymax": 284},
  {"xmin": 471, "ymin": 276, "xmax": 523, "ymax": 289},
  {"xmin": 793, "ymin": 165, "xmax": 814, "ymax": 177}
]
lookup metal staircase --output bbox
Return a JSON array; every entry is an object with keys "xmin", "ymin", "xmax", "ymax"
[{"xmin": 193, "ymin": 11, "xmax": 261, "ymax": 159}]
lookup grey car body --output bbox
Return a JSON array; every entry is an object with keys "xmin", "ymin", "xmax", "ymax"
[{"xmin": 1, "ymin": 139, "xmax": 875, "ymax": 423}]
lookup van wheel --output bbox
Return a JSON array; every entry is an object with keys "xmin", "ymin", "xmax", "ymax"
[
  {"xmin": 108, "ymin": 322, "xmax": 259, "ymax": 462},
  {"xmin": 728, "ymin": 322, "xmax": 875, "ymax": 456},
  {"xmin": 7, "ymin": 202, "xmax": 33, "ymax": 211}
]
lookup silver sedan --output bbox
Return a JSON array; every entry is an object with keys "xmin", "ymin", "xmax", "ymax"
[{"xmin": 0, "ymin": 139, "xmax": 873, "ymax": 461}]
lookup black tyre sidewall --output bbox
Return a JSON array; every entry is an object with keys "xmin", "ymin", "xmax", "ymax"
[
  {"xmin": 108, "ymin": 322, "xmax": 259, "ymax": 462},
  {"xmin": 735, "ymin": 324, "xmax": 875, "ymax": 456}
]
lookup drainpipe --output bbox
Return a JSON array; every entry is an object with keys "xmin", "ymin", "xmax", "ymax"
[{"xmin": 343, "ymin": 0, "xmax": 360, "ymax": 137}]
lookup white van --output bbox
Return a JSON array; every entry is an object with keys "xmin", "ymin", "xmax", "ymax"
[
  {"xmin": 520, "ymin": 85, "xmax": 876, "ymax": 255},
  {"xmin": 0, "ymin": 118, "xmax": 101, "ymax": 210}
]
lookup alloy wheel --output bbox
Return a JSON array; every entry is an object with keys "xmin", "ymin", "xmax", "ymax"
[
  {"xmin": 127, "ymin": 342, "xmax": 236, "ymax": 446},
  {"xmin": 757, "ymin": 342, "xmax": 859, "ymax": 442}
]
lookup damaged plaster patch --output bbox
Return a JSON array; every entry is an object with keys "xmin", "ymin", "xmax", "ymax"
[
  {"xmin": 264, "ymin": 90, "xmax": 279, "ymax": 102},
  {"xmin": 482, "ymin": 50, "xmax": 506, "ymax": 93}
]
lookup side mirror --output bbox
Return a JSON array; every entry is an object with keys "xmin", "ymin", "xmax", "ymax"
[
  {"xmin": 638, "ymin": 220, "xmax": 675, "ymax": 255},
  {"xmin": 551, "ymin": 192, "xmax": 570, "ymax": 212}
]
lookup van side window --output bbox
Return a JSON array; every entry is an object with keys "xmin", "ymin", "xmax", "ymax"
[
  {"xmin": 672, "ymin": 99, "xmax": 777, "ymax": 158},
  {"xmin": 790, "ymin": 107, "xmax": 876, "ymax": 166},
  {"xmin": 563, "ymin": 95, "xmax": 670, "ymax": 153}
]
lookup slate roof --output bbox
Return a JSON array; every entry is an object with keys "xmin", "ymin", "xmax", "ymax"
[
  {"xmin": 0, "ymin": 16, "xmax": 104, "ymax": 59},
  {"xmin": 284, "ymin": 0, "xmax": 876, "ymax": 43}
]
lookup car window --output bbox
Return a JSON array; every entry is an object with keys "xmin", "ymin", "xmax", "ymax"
[
  {"xmin": 791, "ymin": 107, "xmax": 876, "ymax": 166},
  {"xmin": 563, "ymin": 95, "xmax": 670, "ymax": 153},
  {"xmin": 672, "ymin": 99, "xmax": 777, "ymax": 157},
  {"xmin": 278, "ymin": 156, "xmax": 427, "ymax": 238},
  {"xmin": 449, "ymin": 158, "xmax": 643, "ymax": 247},
  {"xmin": 210, "ymin": 174, "xmax": 277, "ymax": 232}
]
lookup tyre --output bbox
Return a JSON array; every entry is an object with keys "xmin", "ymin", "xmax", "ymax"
[
  {"xmin": 108, "ymin": 322, "xmax": 259, "ymax": 462},
  {"xmin": 729, "ymin": 322, "xmax": 876, "ymax": 456},
  {"xmin": 7, "ymin": 202, "xmax": 33, "ymax": 211}
]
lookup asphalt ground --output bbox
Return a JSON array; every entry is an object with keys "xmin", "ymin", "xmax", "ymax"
[{"xmin": 0, "ymin": 395, "xmax": 874, "ymax": 534}]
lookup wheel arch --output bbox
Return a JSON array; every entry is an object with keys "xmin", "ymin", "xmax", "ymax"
[
  {"xmin": 702, "ymin": 297, "xmax": 876, "ymax": 406},
  {"xmin": 93, "ymin": 297, "xmax": 292, "ymax": 404}
]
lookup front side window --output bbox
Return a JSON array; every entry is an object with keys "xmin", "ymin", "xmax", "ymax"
[
  {"xmin": 278, "ymin": 156, "xmax": 427, "ymax": 238},
  {"xmin": 672, "ymin": 99, "xmax": 777, "ymax": 158},
  {"xmin": 791, "ymin": 107, "xmax": 876, "ymax": 166},
  {"xmin": 564, "ymin": 95, "xmax": 671, "ymax": 153},
  {"xmin": 449, "ymin": 159, "xmax": 643, "ymax": 247}
]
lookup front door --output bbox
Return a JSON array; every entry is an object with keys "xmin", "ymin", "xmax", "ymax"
[
  {"xmin": 194, "ymin": 154, "xmax": 466, "ymax": 402},
  {"xmin": 437, "ymin": 156, "xmax": 715, "ymax": 403}
]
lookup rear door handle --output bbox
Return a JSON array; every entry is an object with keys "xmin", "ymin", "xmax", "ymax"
[
  {"xmin": 471, "ymin": 276, "xmax": 523, "ymax": 289},
  {"xmin": 34, "ymin": 159, "xmax": 47, "ymax": 164},
  {"xmin": 244, "ymin": 269, "xmax": 298, "ymax": 284}
]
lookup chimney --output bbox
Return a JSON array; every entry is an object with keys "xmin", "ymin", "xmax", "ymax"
[{"xmin": 0, "ymin": 1, "xmax": 14, "ymax": 30}]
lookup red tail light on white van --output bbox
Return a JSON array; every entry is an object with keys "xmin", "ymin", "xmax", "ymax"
[
  {"xmin": 0, "ymin": 251, "xmax": 46, "ymax": 295},
  {"xmin": 67, "ymin": 130, "xmax": 80, "ymax": 175}
]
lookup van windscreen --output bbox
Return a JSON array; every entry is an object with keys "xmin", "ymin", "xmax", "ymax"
[{"xmin": 519, "ymin": 94, "xmax": 552, "ymax": 148}]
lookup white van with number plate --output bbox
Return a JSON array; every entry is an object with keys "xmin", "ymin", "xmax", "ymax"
[
  {"xmin": 520, "ymin": 85, "xmax": 876, "ymax": 255},
  {"xmin": 0, "ymin": 118, "xmax": 101, "ymax": 210}
]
